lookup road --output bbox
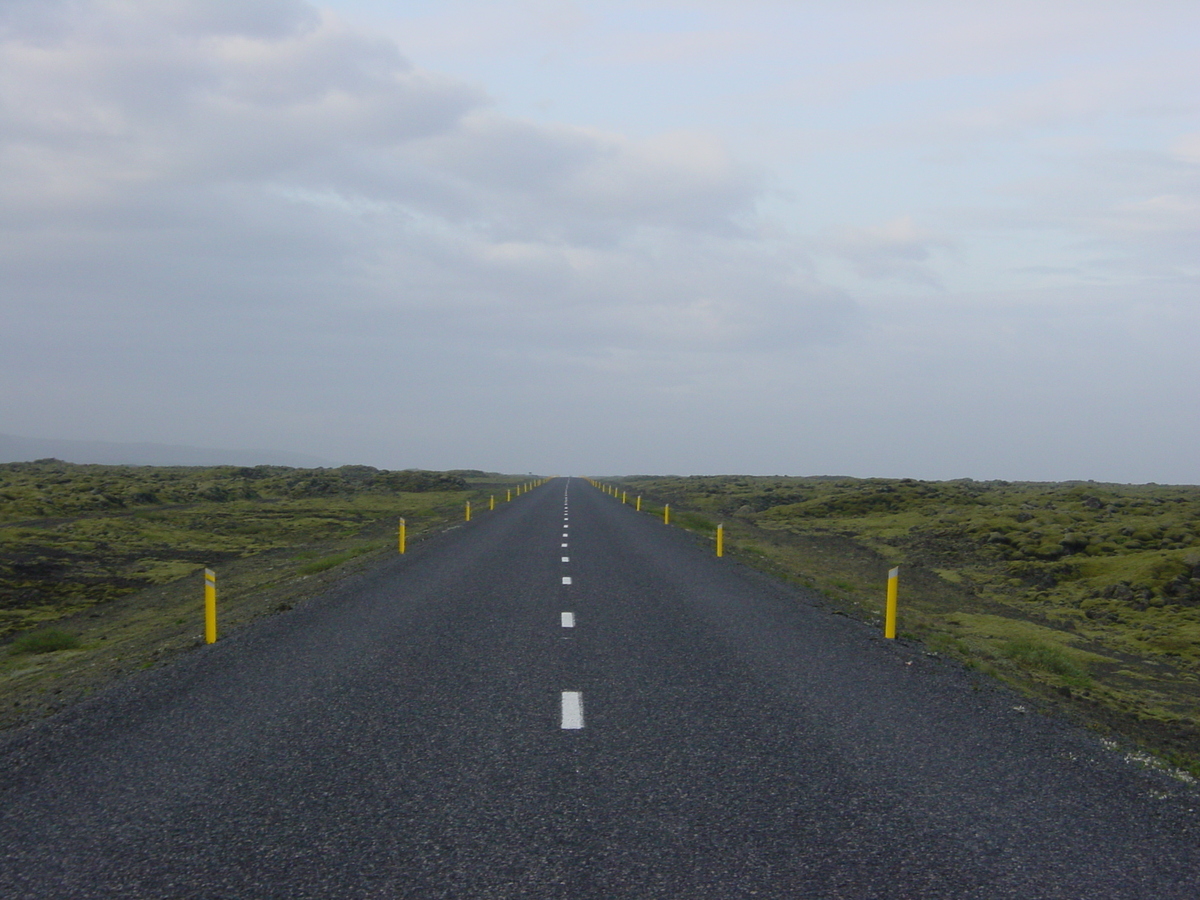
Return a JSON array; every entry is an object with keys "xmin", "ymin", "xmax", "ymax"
[{"xmin": 1, "ymin": 477, "xmax": 1198, "ymax": 898}]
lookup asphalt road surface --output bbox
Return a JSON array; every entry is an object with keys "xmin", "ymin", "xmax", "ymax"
[{"xmin": 2, "ymin": 477, "xmax": 1198, "ymax": 898}]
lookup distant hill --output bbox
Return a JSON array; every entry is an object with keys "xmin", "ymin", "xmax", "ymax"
[{"xmin": 0, "ymin": 433, "xmax": 337, "ymax": 468}]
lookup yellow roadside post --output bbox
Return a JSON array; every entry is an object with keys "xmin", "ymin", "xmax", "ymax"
[
  {"xmin": 885, "ymin": 567, "xmax": 900, "ymax": 639},
  {"xmin": 622, "ymin": 491, "xmax": 627, "ymax": 504},
  {"xmin": 507, "ymin": 489, "xmax": 512, "ymax": 502},
  {"xmin": 664, "ymin": 504, "xmax": 670, "ymax": 525},
  {"xmin": 465, "ymin": 501, "xmax": 472, "ymax": 522},
  {"xmin": 716, "ymin": 524, "xmax": 724, "ymax": 557},
  {"xmin": 399, "ymin": 518, "xmax": 406, "ymax": 554},
  {"xmin": 490, "ymin": 495, "xmax": 495, "ymax": 511},
  {"xmin": 636, "ymin": 496, "xmax": 642, "ymax": 512},
  {"xmin": 204, "ymin": 568, "xmax": 217, "ymax": 644}
]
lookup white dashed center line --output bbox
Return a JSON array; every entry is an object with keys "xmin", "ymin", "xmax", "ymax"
[
  {"xmin": 561, "ymin": 692, "xmax": 584, "ymax": 729},
  {"xmin": 561, "ymin": 612, "xmax": 575, "ymax": 628},
  {"xmin": 561, "ymin": 556, "xmax": 569, "ymax": 562},
  {"xmin": 562, "ymin": 576, "xmax": 572, "ymax": 585}
]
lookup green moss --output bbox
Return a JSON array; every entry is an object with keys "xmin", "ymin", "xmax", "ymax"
[
  {"xmin": 132, "ymin": 559, "xmax": 205, "ymax": 583},
  {"xmin": 297, "ymin": 544, "xmax": 379, "ymax": 575},
  {"xmin": 1002, "ymin": 638, "xmax": 1091, "ymax": 685},
  {"xmin": 10, "ymin": 628, "xmax": 81, "ymax": 654},
  {"xmin": 674, "ymin": 511, "xmax": 716, "ymax": 533}
]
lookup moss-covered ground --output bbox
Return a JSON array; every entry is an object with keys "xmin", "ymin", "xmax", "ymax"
[
  {"xmin": 602, "ymin": 475, "xmax": 1200, "ymax": 774},
  {"xmin": 0, "ymin": 460, "xmax": 539, "ymax": 730}
]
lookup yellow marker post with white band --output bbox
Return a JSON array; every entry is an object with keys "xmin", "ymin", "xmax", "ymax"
[{"xmin": 204, "ymin": 568, "xmax": 217, "ymax": 644}]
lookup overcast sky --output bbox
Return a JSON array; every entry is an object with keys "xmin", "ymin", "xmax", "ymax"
[{"xmin": 2, "ymin": 0, "xmax": 1197, "ymax": 482}]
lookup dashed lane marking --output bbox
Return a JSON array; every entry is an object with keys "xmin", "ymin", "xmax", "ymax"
[
  {"xmin": 561, "ymin": 692, "xmax": 584, "ymax": 729},
  {"xmin": 561, "ymin": 612, "xmax": 575, "ymax": 628},
  {"xmin": 562, "ymin": 576, "xmax": 572, "ymax": 585}
]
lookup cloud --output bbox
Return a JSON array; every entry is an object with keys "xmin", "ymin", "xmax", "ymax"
[
  {"xmin": 1172, "ymin": 134, "xmax": 1200, "ymax": 165},
  {"xmin": 0, "ymin": 0, "xmax": 856, "ymax": 462},
  {"xmin": 394, "ymin": 116, "xmax": 760, "ymax": 244},
  {"xmin": 824, "ymin": 216, "xmax": 951, "ymax": 285}
]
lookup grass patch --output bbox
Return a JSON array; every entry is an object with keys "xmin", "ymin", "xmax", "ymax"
[
  {"xmin": 674, "ymin": 511, "xmax": 717, "ymax": 533},
  {"xmin": 297, "ymin": 544, "xmax": 379, "ymax": 575},
  {"xmin": 10, "ymin": 628, "xmax": 81, "ymax": 654},
  {"xmin": 1002, "ymin": 638, "xmax": 1091, "ymax": 686}
]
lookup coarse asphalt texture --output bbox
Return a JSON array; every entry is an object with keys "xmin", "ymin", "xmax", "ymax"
[{"xmin": 1, "ymin": 477, "xmax": 1198, "ymax": 898}]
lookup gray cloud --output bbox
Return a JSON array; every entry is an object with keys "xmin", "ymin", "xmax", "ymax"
[
  {"xmin": 0, "ymin": 0, "xmax": 854, "ymax": 469},
  {"xmin": 825, "ymin": 216, "xmax": 952, "ymax": 285}
]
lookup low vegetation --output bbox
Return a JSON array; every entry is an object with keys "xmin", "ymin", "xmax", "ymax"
[
  {"xmin": 609, "ymin": 475, "xmax": 1200, "ymax": 773},
  {"xmin": 10, "ymin": 628, "xmax": 81, "ymax": 655}
]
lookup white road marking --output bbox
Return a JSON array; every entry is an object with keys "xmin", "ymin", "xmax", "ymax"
[
  {"xmin": 561, "ymin": 612, "xmax": 575, "ymax": 628},
  {"xmin": 561, "ymin": 542, "xmax": 568, "ymax": 547},
  {"xmin": 561, "ymin": 556, "xmax": 569, "ymax": 562},
  {"xmin": 562, "ymin": 576, "xmax": 572, "ymax": 584},
  {"xmin": 561, "ymin": 691, "xmax": 584, "ymax": 729}
]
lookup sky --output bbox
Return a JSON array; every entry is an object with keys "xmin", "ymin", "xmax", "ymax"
[{"xmin": 1, "ymin": 0, "xmax": 1197, "ymax": 482}]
